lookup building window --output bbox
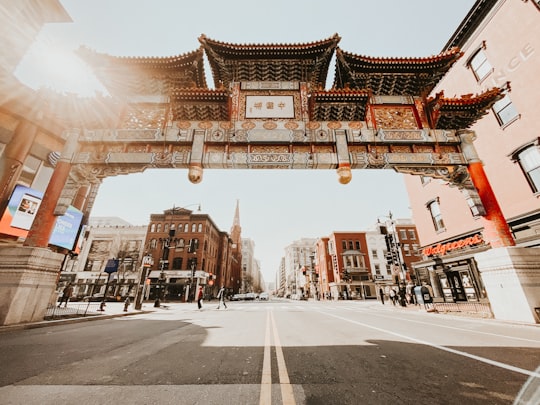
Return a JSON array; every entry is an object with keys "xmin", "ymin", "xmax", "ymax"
[
  {"xmin": 408, "ymin": 230, "xmax": 416, "ymax": 240},
  {"xmin": 492, "ymin": 94, "xmax": 519, "ymax": 127},
  {"xmin": 184, "ymin": 224, "xmax": 189, "ymax": 232},
  {"xmin": 371, "ymin": 249, "xmax": 378, "ymax": 258},
  {"xmin": 150, "ymin": 224, "xmax": 156, "ymax": 233},
  {"xmin": 172, "ymin": 257, "xmax": 183, "ymax": 270},
  {"xmin": 427, "ymin": 199, "xmax": 445, "ymax": 232},
  {"xmin": 469, "ymin": 48, "xmax": 492, "ymax": 81},
  {"xmin": 191, "ymin": 223, "xmax": 196, "ymax": 232},
  {"xmin": 150, "ymin": 239, "xmax": 157, "ymax": 249},
  {"xmin": 198, "ymin": 223, "xmax": 202, "ymax": 232},
  {"xmin": 399, "ymin": 229, "xmax": 407, "ymax": 240},
  {"xmin": 513, "ymin": 144, "xmax": 540, "ymax": 193},
  {"xmin": 374, "ymin": 264, "xmax": 380, "ymax": 275},
  {"xmin": 403, "ymin": 244, "xmax": 411, "ymax": 256},
  {"xmin": 355, "ymin": 241, "xmax": 360, "ymax": 250},
  {"xmin": 156, "ymin": 224, "xmax": 162, "ymax": 232},
  {"xmin": 164, "ymin": 224, "xmax": 169, "ymax": 233},
  {"xmin": 342, "ymin": 240, "xmax": 347, "ymax": 250},
  {"xmin": 348, "ymin": 240, "xmax": 354, "ymax": 250}
]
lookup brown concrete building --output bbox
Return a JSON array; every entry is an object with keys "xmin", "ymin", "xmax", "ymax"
[{"xmin": 404, "ymin": 0, "xmax": 540, "ymax": 321}]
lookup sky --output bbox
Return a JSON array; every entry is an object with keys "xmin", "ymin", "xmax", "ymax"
[{"xmin": 15, "ymin": 0, "xmax": 476, "ymax": 283}]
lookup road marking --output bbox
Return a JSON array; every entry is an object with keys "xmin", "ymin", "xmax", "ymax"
[
  {"xmin": 259, "ymin": 311, "xmax": 272, "ymax": 405},
  {"xmin": 259, "ymin": 309, "xmax": 296, "ymax": 405},
  {"xmin": 270, "ymin": 310, "xmax": 296, "ymax": 405},
  {"xmin": 320, "ymin": 310, "xmax": 540, "ymax": 379},
  {"xmin": 340, "ymin": 306, "xmax": 540, "ymax": 344}
]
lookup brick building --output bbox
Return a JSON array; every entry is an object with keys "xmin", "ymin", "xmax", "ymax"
[{"xmin": 404, "ymin": 0, "xmax": 540, "ymax": 321}]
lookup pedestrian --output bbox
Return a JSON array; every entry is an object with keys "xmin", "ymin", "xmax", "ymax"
[
  {"xmin": 389, "ymin": 288, "xmax": 397, "ymax": 306},
  {"xmin": 216, "ymin": 285, "xmax": 227, "ymax": 309},
  {"xmin": 123, "ymin": 297, "xmax": 130, "ymax": 312},
  {"xmin": 379, "ymin": 287, "xmax": 385, "ymax": 305},
  {"xmin": 57, "ymin": 282, "xmax": 73, "ymax": 308},
  {"xmin": 197, "ymin": 286, "xmax": 203, "ymax": 310}
]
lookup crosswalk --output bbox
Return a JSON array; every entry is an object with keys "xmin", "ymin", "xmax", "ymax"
[{"xmin": 203, "ymin": 303, "xmax": 365, "ymax": 312}]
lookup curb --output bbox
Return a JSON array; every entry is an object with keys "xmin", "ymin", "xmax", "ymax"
[{"xmin": 0, "ymin": 310, "xmax": 153, "ymax": 333}]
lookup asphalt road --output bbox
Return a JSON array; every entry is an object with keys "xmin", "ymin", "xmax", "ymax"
[{"xmin": 0, "ymin": 299, "xmax": 539, "ymax": 405}]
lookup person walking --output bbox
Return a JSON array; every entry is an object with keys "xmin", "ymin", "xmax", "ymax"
[
  {"xmin": 388, "ymin": 288, "xmax": 395, "ymax": 306},
  {"xmin": 379, "ymin": 287, "xmax": 385, "ymax": 305},
  {"xmin": 57, "ymin": 283, "xmax": 73, "ymax": 308},
  {"xmin": 216, "ymin": 285, "xmax": 227, "ymax": 309},
  {"xmin": 197, "ymin": 286, "xmax": 204, "ymax": 310}
]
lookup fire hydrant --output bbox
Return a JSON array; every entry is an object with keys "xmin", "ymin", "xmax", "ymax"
[{"xmin": 124, "ymin": 297, "xmax": 130, "ymax": 312}]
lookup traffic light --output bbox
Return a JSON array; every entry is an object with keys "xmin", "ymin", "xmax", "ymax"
[{"xmin": 187, "ymin": 238, "xmax": 198, "ymax": 253}]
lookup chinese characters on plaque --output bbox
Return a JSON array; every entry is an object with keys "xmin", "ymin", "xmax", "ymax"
[{"xmin": 245, "ymin": 95, "xmax": 295, "ymax": 118}]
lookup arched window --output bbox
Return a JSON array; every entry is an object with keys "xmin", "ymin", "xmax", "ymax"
[
  {"xmin": 150, "ymin": 224, "xmax": 156, "ymax": 232},
  {"xmin": 184, "ymin": 223, "xmax": 189, "ymax": 232},
  {"xmin": 426, "ymin": 198, "xmax": 445, "ymax": 232},
  {"xmin": 512, "ymin": 143, "xmax": 540, "ymax": 193},
  {"xmin": 198, "ymin": 223, "xmax": 202, "ymax": 232},
  {"xmin": 157, "ymin": 223, "xmax": 162, "ymax": 232},
  {"xmin": 150, "ymin": 239, "xmax": 157, "ymax": 249},
  {"xmin": 192, "ymin": 223, "xmax": 196, "ymax": 232}
]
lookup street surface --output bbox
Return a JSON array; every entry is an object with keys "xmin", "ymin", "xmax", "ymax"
[{"xmin": 0, "ymin": 299, "xmax": 539, "ymax": 405}]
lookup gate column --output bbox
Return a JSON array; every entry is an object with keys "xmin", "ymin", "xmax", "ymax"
[
  {"xmin": 0, "ymin": 119, "xmax": 39, "ymax": 218},
  {"xmin": 0, "ymin": 129, "xmax": 79, "ymax": 325},
  {"xmin": 458, "ymin": 130, "xmax": 514, "ymax": 248},
  {"xmin": 459, "ymin": 130, "xmax": 539, "ymax": 323}
]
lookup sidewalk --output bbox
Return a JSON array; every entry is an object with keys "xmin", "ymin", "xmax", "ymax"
[{"xmin": 0, "ymin": 301, "xmax": 153, "ymax": 333}]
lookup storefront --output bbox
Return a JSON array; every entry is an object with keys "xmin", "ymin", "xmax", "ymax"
[{"xmin": 412, "ymin": 233, "xmax": 490, "ymax": 304}]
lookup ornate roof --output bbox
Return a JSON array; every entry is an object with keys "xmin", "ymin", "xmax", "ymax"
[
  {"xmin": 198, "ymin": 34, "xmax": 340, "ymax": 89},
  {"xmin": 169, "ymin": 89, "xmax": 229, "ymax": 121},
  {"xmin": 76, "ymin": 46, "xmax": 208, "ymax": 97},
  {"xmin": 333, "ymin": 47, "xmax": 463, "ymax": 96},
  {"xmin": 309, "ymin": 89, "xmax": 370, "ymax": 121},
  {"xmin": 428, "ymin": 88, "xmax": 504, "ymax": 129}
]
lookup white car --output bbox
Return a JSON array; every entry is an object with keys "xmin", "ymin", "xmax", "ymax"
[{"xmin": 259, "ymin": 292, "xmax": 269, "ymax": 301}]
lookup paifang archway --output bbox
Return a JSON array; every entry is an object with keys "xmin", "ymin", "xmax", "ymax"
[{"xmin": 24, "ymin": 34, "xmax": 513, "ymax": 251}]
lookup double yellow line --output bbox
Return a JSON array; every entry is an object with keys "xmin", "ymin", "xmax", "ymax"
[{"xmin": 259, "ymin": 310, "xmax": 296, "ymax": 405}]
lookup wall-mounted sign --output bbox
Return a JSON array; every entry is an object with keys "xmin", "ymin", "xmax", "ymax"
[
  {"xmin": 245, "ymin": 95, "xmax": 294, "ymax": 118},
  {"xmin": 0, "ymin": 185, "xmax": 83, "ymax": 250},
  {"xmin": 422, "ymin": 234, "xmax": 484, "ymax": 257}
]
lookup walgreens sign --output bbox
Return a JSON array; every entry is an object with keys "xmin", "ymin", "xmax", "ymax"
[{"xmin": 422, "ymin": 234, "xmax": 484, "ymax": 257}]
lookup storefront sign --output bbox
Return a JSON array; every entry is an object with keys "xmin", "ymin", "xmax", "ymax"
[{"xmin": 422, "ymin": 234, "xmax": 484, "ymax": 257}]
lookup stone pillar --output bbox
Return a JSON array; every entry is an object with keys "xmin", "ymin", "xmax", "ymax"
[
  {"xmin": 475, "ymin": 247, "xmax": 540, "ymax": 323},
  {"xmin": 0, "ymin": 246, "xmax": 64, "ymax": 325},
  {"xmin": 0, "ymin": 119, "xmax": 39, "ymax": 217}
]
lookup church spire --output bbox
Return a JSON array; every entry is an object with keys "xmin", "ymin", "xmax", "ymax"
[
  {"xmin": 230, "ymin": 199, "xmax": 241, "ymax": 245},
  {"xmin": 233, "ymin": 199, "xmax": 240, "ymax": 227}
]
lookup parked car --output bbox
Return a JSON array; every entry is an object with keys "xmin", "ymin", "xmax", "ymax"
[
  {"xmin": 259, "ymin": 292, "xmax": 269, "ymax": 301},
  {"xmin": 83, "ymin": 294, "xmax": 118, "ymax": 302},
  {"xmin": 231, "ymin": 293, "xmax": 245, "ymax": 301},
  {"xmin": 245, "ymin": 292, "xmax": 256, "ymax": 300}
]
